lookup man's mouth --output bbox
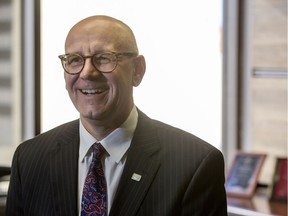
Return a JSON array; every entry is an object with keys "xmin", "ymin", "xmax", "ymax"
[{"xmin": 80, "ymin": 89, "xmax": 105, "ymax": 95}]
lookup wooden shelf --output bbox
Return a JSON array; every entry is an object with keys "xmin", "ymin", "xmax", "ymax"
[{"xmin": 228, "ymin": 187, "xmax": 287, "ymax": 216}]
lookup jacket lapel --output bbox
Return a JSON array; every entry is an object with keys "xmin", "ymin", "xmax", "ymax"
[
  {"xmin": 109, "ymin": 111, "xmax": 161, "ymax": 216},
  {"xmin": 48, "ymin": 120, "xmax": 80, "ymax": 216}
]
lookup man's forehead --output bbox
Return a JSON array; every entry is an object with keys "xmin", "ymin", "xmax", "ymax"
[{"xmin": 66, "ymin": 24, "xmax": 114, "ymax": 47}]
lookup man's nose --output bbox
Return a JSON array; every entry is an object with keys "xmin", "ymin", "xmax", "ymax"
[{"xmin": 79, "ymin": 58, "xmax": 101, "ymax": 79}]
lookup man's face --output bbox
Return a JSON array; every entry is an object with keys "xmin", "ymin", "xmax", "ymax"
[{"xmin": 64, "ymin": 18, "xmax": 142, "ymax": 126}]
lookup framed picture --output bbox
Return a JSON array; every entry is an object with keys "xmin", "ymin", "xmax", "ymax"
[
  {"xmin": 269, "ymin": 158, "xmax": 287, "ymax": 202},
  {"xmin": 225, "ymin": 152, "xmax": 266, "ymax": 198}
]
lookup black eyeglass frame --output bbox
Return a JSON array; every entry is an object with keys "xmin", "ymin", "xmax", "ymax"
[{"xmin": 58, "ymin": 51, "xmax": 138, "ymax": 75}]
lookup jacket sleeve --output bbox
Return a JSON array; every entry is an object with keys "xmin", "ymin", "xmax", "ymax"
[
  {"xmin": 5, "ymin": 147, "xmax": 24, "ymax": 216},
  {"xmin": 182, "ymin": 149, "xmax": 228, "ymax": 216}
]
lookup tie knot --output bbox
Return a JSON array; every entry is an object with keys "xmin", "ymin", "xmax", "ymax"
[{"xmin": 92, "ymin": 142, "xmax": 105, "ymax": 159}]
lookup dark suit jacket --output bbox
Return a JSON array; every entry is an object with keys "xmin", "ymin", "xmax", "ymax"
[{"xmin": 6, "ymin": 110, "xmax": 227, "ymax": 216}]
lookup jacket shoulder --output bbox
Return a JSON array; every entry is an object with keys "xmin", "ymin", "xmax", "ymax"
[
  {"xmin": 138, "ymin": 110, "xmax": 220, "ymax": 157},
  {"xmin": 17, "ymin": 119, "xmax": 79, "ymax": 152}
]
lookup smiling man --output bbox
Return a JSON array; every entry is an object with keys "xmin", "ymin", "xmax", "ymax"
[{"xmin": 6, "ymin": 15, "xmax": 227, "ymax": 216}]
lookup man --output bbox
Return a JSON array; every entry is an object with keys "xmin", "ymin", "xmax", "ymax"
[{"xmin": 6, "ymin": 15, "xmax": 227, "ymax": 216}]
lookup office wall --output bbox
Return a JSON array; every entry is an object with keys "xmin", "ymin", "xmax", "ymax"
[
  {"xmin": 41, "ymin": 0, "xmax": 223, "ymax": 148},
  {"xmin": 250, "ymin": 0, "xmax": 287, "ymax": 183},
  {"xmin": 0, "ymin": 0, "xmax": 21, "ymax": 165}
]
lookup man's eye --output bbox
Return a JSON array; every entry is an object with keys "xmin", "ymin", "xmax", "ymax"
[
  {"xmin": 95, "ymin": 56, "xmax": 112, "ymax": 64},
  {"xmin": 68, "ymin": 56, "xmax": 83, "ymax": 65}
]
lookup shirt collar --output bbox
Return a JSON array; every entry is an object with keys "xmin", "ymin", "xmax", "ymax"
[{"xmin": 79, "ymin": 106, "xmax": 138, "ymax": 164}]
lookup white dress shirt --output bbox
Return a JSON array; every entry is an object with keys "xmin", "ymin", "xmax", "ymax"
[{"xmin": 78, "ymin": 106, "xmax": 138, "ymax": 215}]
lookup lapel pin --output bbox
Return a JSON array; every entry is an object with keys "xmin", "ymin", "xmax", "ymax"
[{"xmin": 131, "ymin": 173, "xmax": 142, "ymax": 182}]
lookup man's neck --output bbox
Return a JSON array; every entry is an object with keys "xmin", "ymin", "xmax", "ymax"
[{"xmin": 80, "ymin": 107, "xmax": 134, "ymax": 140}]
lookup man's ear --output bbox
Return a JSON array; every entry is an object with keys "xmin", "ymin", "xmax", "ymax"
[{"xmin": 133, "ymin": 55, "xmax": 146, "ymax": 87}]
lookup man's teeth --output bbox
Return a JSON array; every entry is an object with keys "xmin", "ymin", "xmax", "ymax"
[{"xmin": 81, "ymin": 89, "xmax": 104, "ymax": 94}]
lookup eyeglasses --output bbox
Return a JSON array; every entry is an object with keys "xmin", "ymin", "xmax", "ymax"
[{"xmin": 58, "ymin": 52, "xmax": 138, "ymax": 75}]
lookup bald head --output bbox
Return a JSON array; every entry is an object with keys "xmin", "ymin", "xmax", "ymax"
[{"xmin": 65, "ymin": 15, "xmax": 139, "ymax": 54}]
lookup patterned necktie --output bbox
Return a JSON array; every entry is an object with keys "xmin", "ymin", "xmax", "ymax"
[{"xmin": 81, "ymin": 142, "xmax": 107, "ymax": 216}]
